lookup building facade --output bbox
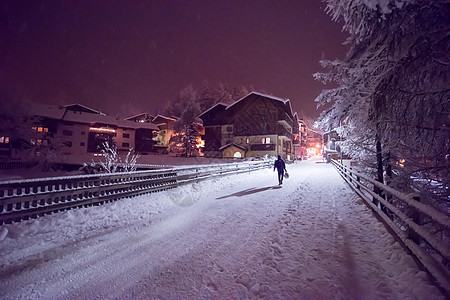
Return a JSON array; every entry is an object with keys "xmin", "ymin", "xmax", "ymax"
[
  {"xmin": 2, "ymin": 103, "xmax": 159, "ymax": 163},
  {"xmin": 199, "ymin": 92, "xmax": 296, "ymax": 160}
]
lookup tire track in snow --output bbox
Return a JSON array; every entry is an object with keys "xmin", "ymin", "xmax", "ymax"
[{"xmin": 0, "ymin": 161, "xmax": 445, "ymax": 299}]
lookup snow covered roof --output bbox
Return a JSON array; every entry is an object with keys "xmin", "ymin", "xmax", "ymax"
[
  {"xmin": 30, "ymin": 103, "xmax": 66, "ymax": 119},
  {"xmin": 152, "ymin": 115, "xmax": 178, "ymax": 124},
  {"xmin": 225, "ymin": 91, "xmax": 290, "ymax": 111},
  {"xmin": 198, "ymin": 102, "xmax": 228, "ymax": 118},
  {"xmin": 124, "ymin": 113, "xmax": 154, "ymax": 121},
  {"xmin": 219, "ymin": 143, "xmax": 247, "ymax": 152},
  {"xmin": 64, "ymin": 103, "xmax": 106, "ymax": 115},
  {"xmin": 30, "ymin": 102, "xmax": 158, "ymax": 130}
]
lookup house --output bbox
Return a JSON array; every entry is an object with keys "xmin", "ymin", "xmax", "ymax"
[
  {"xmin": 151, "ymin": 115, "xmax": 178, "ymax": 153},
  {"xmin": 199, "ymin": 92, "xmax": 295, "ymax": 159},
  {"xmin": 3, "ymin": 103, "xmax": 159, "ymax": 162},
  {"xmin": 293, "ymin": 118, "xmax": 308, "ymax": 160},
  {"xmin": 124, "ymin": 113, "xmax": 155, "ymax": 124},
  {"xmin": 306, "ymin": 129, "xmax": 323, "ymax": 157}
]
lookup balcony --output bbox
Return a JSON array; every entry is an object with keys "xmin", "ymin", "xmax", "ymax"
[
  {"xmin": 250, "ymin": 143, "xmax": 276, "ymax": 151},
  {"xmin": 277, "ymin": 125, "xmax": 294, "ymax": 139},
  {"xmin": 277, "ymin": 112, "xmax": 293, "ymax": 128}
]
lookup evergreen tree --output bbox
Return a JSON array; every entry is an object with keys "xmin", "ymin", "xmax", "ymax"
[{"xmin": 315, "ymin": 0, "xmax": 449, "ymax": 201}]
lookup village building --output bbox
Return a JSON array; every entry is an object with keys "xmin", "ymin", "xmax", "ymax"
[
  {"xmin": 2, "ymin": 103, "xmax": 159, "ymax": 163},
  {"xmin": 199, "ymin": 92, "xmax": 296, "ymax": 160},
  {"xmin": 150, "ymin": 115, "xmax": 178, "ymax": 154},
  {"xmin": 293, "ymin": 119, "xmax": 308, "ymax": 160},
  {"xmin": 306, "ymin": 129, "xmax": 323, "ymax": 157}
]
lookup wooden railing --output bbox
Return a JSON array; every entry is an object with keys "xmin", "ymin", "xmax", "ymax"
[
  {"xmin": 331, "ymin": 159, "xmax": 450, "ymax": 295},
  {"xmin": 0, "ymin": 160, "xmax": 271, "ymax": 225}
]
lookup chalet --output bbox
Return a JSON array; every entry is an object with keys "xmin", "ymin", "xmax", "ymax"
[
  {"xmin": 306, "ymin": 129, "xmax": 323, "ymax": 157},
  {"xmin": 124, "ymin": 113, "xmax": 155, "ymax": 124},
  {"xmin": 2, "ymin": 103, "xmax": 159, "ymax": 162},
  {"xmin": 293, "ymin": 118, "xmax": 308, "ymax": 160},
  {"xmin": 151, "ymin": 115, "xmax": 178, "ymax": 153},
  {"xmin": 199, "ymin": 92, "xmax": 295, "ymax": 159}
]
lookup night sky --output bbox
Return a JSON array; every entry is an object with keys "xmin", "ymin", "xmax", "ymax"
[{"xmin": 1, "ymin": 0, "xmax": 348, "ymax": 118}]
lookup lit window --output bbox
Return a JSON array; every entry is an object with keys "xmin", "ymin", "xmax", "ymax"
[
  {"xmin": 32, "ymin": 126, "xmax": 37, "ymax": 131},
  {"xmin": 246, "ymin": 138, "xmax": 250, "ymax": 144},
  {"xmin": 5, "ymin": 137, "xmax": 9, "ymax": 143},
  {"xmin": 122, "ymin": 142, "xmax": 129, "ymax": 148},
  {"xmin": 0, "ymin": 137, "xmax": 4, "ymax": 143},
  {"xmin": 261, "ymin": 137, "xmax": 270, "ymax": 144},
  {"xmin": 38, "ymin": 127, "xmax": 43, "ymax": 132},
  {"xmin": 44, "ymin": 128, "xmax": 48, "ymax": 132}
]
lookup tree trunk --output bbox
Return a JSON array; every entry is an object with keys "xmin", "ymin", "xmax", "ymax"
[{"xmin": 373, "ymin": 132, "xmax": 384, "ymax": 206}]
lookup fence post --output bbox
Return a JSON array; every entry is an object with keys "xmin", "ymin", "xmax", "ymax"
[{"xmin": 408, "ymin": 194, "xmax": 421, "ymax": 244}]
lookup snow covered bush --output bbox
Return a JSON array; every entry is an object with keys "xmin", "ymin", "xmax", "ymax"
[{"xmin": 93, "ymin": 142, "xmax": 140, "ymax": 173}]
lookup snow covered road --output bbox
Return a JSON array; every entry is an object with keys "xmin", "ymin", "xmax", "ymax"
[{"xmin": 0, "ymin": 159, "xmax": 444, "ymax": 299}]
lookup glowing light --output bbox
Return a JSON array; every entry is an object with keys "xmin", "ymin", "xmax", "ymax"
[
  {"xmin": 397, "ymin": 159, "xmax": 405, "ymax": 168},
  {"xmin": 315, "ymin": 144, "xmax": 321, "ymax": 148},
  {"xmin": 196, "ymin": 137, "xmax": 205, "ymax": 148},
  {"xmin": 89, "ymin": 127, "xmax": 116, "ymax": 133}
]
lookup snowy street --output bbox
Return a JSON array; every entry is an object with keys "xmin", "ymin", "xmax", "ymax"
[{"xmin": 0, "ymin": 159, "xmax": 444, "ymax": 299}]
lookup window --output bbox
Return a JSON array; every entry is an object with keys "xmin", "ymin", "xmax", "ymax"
[
  {"xmin": 64, "ymin": 141, "xmax": 72, "ymax": 147},
  {"xmin": 234, "ymin": 152, "xmax": 242, "ymax": 158},
  {"xmin": 62, "ymin": 130, "xmax": 73, "ymax": 136},
  {"xmin": 246, "ymin": 138, "xmax": 250, "ymax": 144},
  {"xmin": 122, "ymin": 142, "xmax": 129, "ymax": 148},
  {"xmin": 226, "ymin": 126, "xmax": 233, "ymax": 132},
  {"xmin": 0, "ymin": 136, "xmax": 9, "ymax": 143},
  {"xmin": 81, "ymin": 131, "xmax": 86, "ymax": 135},
  {"xmin": 123, "ymin": 133, "xmax": 130, "ymax": 138},
  {"xmin": 80, "ymin": 142, "xmax": 85, "ymax": 146},
  {"xmin": 261, "ymin": 137, "xmax": 270, "ymax": 144}
]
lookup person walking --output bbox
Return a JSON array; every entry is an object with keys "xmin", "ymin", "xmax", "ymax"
[{"xmin": 273, "ymin": 155, "xmax": 287, "ymax": 185}]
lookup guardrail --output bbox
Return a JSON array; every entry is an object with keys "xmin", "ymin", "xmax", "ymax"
[
  {"xmin": 331, "ymin": 159, "xmax": 450, "ymax": 295},
  {"xmin": 0, "ymin": 160, "xmax": 272, "ymax": 225}
]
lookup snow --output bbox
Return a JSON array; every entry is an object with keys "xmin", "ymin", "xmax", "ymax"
[{"xmin": 0, "ymin": 159, "xmax": 444, "ymax": 299}]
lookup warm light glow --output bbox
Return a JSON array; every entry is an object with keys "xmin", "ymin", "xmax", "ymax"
[
  {"xmin": 315, "ymin": 144, "xmax": 320, "ymax": 148},
  {"xmin": 397, "ymin": 159, "xmax": 405, "ymax": 168},
  {"xmin": 89, "ymin": 127, "xmax": 116, "ymax": 133},
  {"xmin": 196, "ymin": 137, "xmax": 205, "ymax": 148}
]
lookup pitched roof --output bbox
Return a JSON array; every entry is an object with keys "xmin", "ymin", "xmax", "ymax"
[
  {"xmin": 219, "ymin": 143, "xmax": 247, "ymax": 152},
  {"xmin": 198, "ymin": 102, "xmax": 228, "ymax": 118},
  {"xmin": 30, "ymin": 103, "xmax": 158, "ymax": 130},
  {"xmin": 152, "ymin": 115, "xmax": 178, "ymax": 124},
  {"xmin": 225, "ymin": 91, "xmax": 290, "ymax": 111},
  {"xmin": 64, "ymin": 103, "xmax": 106, "ymax": 115},
  {"xmin": 124, "ymin": 113, "xmax": 154, "ymax": 121}
]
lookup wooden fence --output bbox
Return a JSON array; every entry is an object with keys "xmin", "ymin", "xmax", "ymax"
[
  {"xmin": 0, "ymin": 160, "xmax": 271, "ymax": 225},
  {"xmin": 331, "ymin": 159, "xmax": 450, "ymax": 295}
]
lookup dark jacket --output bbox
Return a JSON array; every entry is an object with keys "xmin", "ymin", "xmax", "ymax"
[{"xmin": 274, "ymin": 158, "xmax": 286, "ymax": 173}]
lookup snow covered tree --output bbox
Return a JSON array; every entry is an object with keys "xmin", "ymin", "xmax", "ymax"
[
  {"xmin": 95, "ymin": 142, "xmax": 139, "ymax": 173},
  {"xmin": 165, "ymin": 86, "xmax": 202, "ymax": 157},
  {"xmin": 315, "ymin": 0, "xmax": 449, "ymax": 201},
  {"xmin": 0, "ymin": 94, "xmax": 36, "ymax": 155},
  {"xmin": 195, "ymin": 82, "xmax": 253, "ymax": 114}
]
